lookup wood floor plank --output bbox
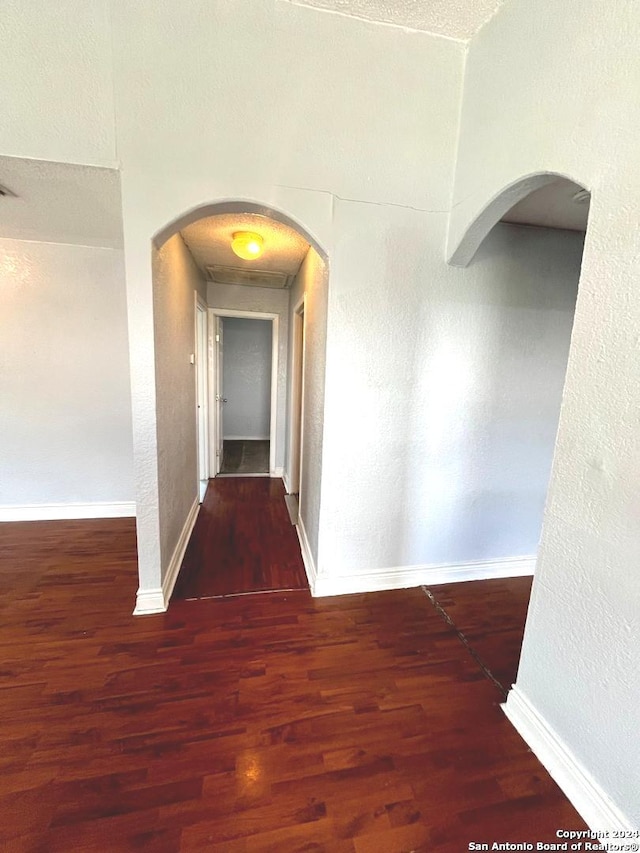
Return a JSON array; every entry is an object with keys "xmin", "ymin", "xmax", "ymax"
[
  {"xmin": 0, "ymin": 518, "xmax": 587, "ymax": 850},
  {"xmin": 426, "ymin": 577, "xmax": 533, "ymax": 692},
  {"xmin": 174, "ymin": 478, "xmax": 308, "ymax": 599}
]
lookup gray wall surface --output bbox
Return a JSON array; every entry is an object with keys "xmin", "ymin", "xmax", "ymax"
[
  {"xmin": 153, "ymin": 232, "xmax": 207, "ymax": 581},
  {"xmin": 222, "ymin": 318, "xmax": 272, "ymax": 440},
  {"xmin": 317, "ymin": 217, "xmax": 583, "ymax": 574}
]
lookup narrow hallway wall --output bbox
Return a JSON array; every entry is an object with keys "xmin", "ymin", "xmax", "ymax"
[
  {"xmin": 287, "ymin": 248, "xmax": 329, "ymax": 568},
  {"xmin": 153, "ymin": 233, "xmax": 207, "ymax": 582}
]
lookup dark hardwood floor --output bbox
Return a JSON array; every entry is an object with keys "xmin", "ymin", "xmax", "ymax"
[
  {"xmin": 425, "ymin": 577, "xmax": 534, "ymax": 695},
  {"xmin": 0, "ymin": 518, "xmax": 586, "ymax": 851},
  {"xmin": 173, "ymin": 478, "xmax": 308, "ymax": 600}
]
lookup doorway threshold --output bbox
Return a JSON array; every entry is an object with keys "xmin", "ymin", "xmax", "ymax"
[{"xmin": 216, "ymin": 472, "xmax": 271, "ymax": 479}]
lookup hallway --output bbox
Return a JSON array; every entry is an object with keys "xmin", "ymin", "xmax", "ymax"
[{"xmin": 173, "ymin": 478, "xmax": 308, "ymax": 600}]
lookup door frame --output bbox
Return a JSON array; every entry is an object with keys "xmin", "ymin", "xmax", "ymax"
[
  {"xmin": 212, "ymin": 314, "xmax": 224, "ymax": 476},
  {"xmin": 194, "ymin": 294, "xmax": 210, "ymax": 500},
  {"xmin": 208, "ymin": 308, "xmax": 279, "ymax": 476},
  {"xmin": 287, "ymin": 295, "xmax": 306, "ymax": 501}
]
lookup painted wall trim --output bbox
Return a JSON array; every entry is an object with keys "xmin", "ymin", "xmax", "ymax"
[
  {"xmin": 0, "ymin": 501, "xmax": 136, "ymax": 522},
  {"xmin": 133, "ymin": 496, "xmax": 199, "ymax": 616},
  {"xmin": 271, "ymin": 467, "xmax": 284, "ymax": 478},
  {"xmin": 296, "ymin": 517, "xmax": 317, "ymax": 592},
  {"xmin": 312, "ymin": 555, "xmax": 535, "ymax": 597},
  {"xmin": 282, "ymin": 471, "xmax": 292, "ymax": 493},
  {"xmin": 503, "ymin": 686, "xmax": 633, "ymax": 831}
]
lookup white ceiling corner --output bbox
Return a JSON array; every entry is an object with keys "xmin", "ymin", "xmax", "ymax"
[{"xmin": 282, "ymin": 0, "xmax": 508, "ymax": 40}]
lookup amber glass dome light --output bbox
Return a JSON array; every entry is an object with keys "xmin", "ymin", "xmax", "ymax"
[{"xmin": 231, "ymin": 231, "xmax": 264, "ymax": 260}]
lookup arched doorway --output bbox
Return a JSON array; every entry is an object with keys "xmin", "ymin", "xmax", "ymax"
[
  {"xmin": 437, "ymin": 173, "xmax": 591, "ymax": 691},
  {"xmin": 134, "ymin": 200, "xmax": 328, "ymax": 613}
]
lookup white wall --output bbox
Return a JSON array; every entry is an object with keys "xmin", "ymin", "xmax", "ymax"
[
  {"xmin": 222, "ymin": 318, "xmax": 272, "ymax": 440},
  {"xmin": 317, "ymin": 212, "xmax": 582, "ymax": 580},
  {"xmin": 450, "ymin": 0, "xmax": 640, "ymax": 826},
  {"xmin": 0, "ymin": 0, "xmax": 116, "ymax": 167},
  {"xmin": 287, "ymin": 248, "xmax": 329, "ymax": 568},
  {"xmin": 207, "ymin": 282, "xmax": 290, "ymax": 469},
  {"xmin": 0, "ymin": 238, "xmax": 134, "ymax": 514},
  {"xmin": 153, "ymin": 233, "xmax": 207, "ymax": 582},
  {"xmin": 110, "ymin": 0, "xmax": 461, "ymax": 211},
  {"xmin": 109, "ymin": 0, "xmax": 464, "ymax": 599}
]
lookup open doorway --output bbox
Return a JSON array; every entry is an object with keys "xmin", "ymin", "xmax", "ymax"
[
  {"xmin": 429, "ymin": 174, "xmax": 591, "ymax": 693},
  {"xmin": 213, "ymin": 313, "xmax": 276, "ymax": 477},
  {"xmin": 142, "ymin": 200, "xmax": 328, "ymax": 609}
]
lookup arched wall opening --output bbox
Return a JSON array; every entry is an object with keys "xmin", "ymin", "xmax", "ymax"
[
  {"xmin": 134, "ymin": 199, "xmax": 329, "ymax": 613},
  {"xmin": 447, "ymin": 171, "xmax": 590, "ymax": 268},
  {"xmin": 443, "ymin": 172, "xmax": 591, "ymax": 689},
  {"xmin": 153, "ymin": 200, "xmax": 328, "ymax": 261}
]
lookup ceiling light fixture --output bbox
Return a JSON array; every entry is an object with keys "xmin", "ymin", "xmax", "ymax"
[{"xmin": 231, "ymin": 231, "xmax": 264, "ymax": 260}]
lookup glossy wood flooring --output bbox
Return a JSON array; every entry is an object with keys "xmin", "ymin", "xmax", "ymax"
[
  {"xmin": 0, "ymin": 518, "xmax": 586, "ymax": 851},
  {"xmin": 425, "ymin": 577, "xmax": 533, "ymax": 695},
  {"xmin": 173, "ymin": 478, "xmax": 308, "ymax": 600}
]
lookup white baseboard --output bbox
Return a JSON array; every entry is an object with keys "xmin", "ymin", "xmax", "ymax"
[
  {"xmin": 0, "ymin": 501, "xmax": 136, "ymax": 522},
  {"xmin": 225, "ymin": 435, "xmax": 270, "ymax": 441},
  {"xmin": 282, "ymin": 471, "xmax": 292, "ymax": 493},
  {"xmin": 162, "ymin": 495, "xmax": 200, "ymax": 606},
  {"xmin": 503, "ymin": 686, "xmax": 633, "ymax": 830},
  {"xmin": 133, "ymin": 496, "xmax": 200, "ymax": 616},
  {"xmin": 296, "ymin": 516, "xmax": 317, "ymax": 592},
  {"xmin": 132, "ymin": 587, "xmax": 166, "ymax": 616},
  {"xmin": 312, "ymin": 555, "xmax": 535, "ymax": 597},
  {"xmin": 270, "ymin": 467, "xmax": 284, "ymax": 479}
]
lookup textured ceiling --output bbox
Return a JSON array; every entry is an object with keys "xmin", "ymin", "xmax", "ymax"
[
  {"xmin": 283, "ymin": 0, "xmax": 507, "ymax": 40},
  {"xmin": 181, "ymin": 214, "xmax": 310, "ymax": 280},
  {"xmin": 0, "ymin": 156, "xmax": 123, "ymax": 249},
  {"xmin": 502, "ymin": 178, "xmax": 590, "ymax": 232}
]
